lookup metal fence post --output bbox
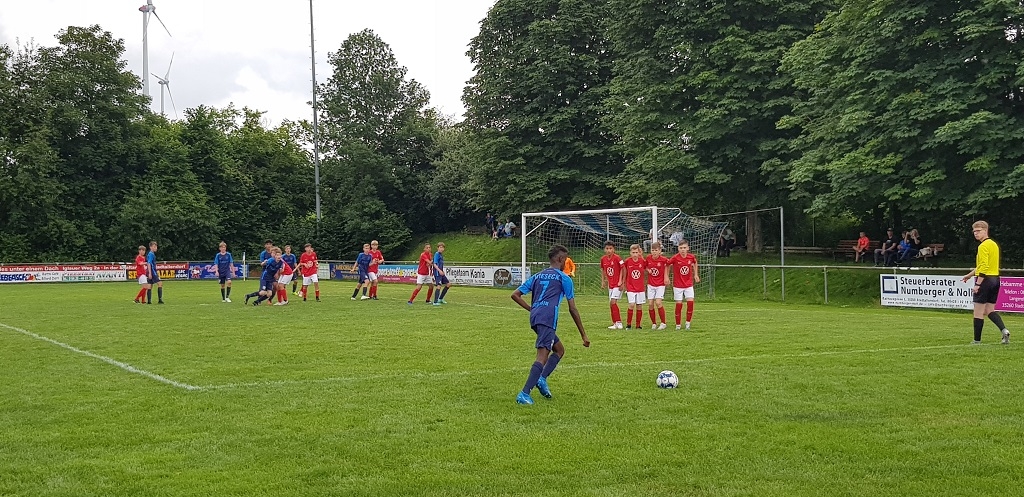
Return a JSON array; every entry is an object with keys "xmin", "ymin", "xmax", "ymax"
[
  {"xmin": 762, "ymin": 266, "xmax": 767, "ymax": 300},
  {"xmin": 823, "ymin": 266, "xmax": 829, "ymax": 304}
]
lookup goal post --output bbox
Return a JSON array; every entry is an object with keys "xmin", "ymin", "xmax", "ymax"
[{"xmin": 521, "ymin": 206, "xmax": 728, "ymax": 296}]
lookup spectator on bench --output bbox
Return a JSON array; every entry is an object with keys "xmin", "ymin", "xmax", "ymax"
[
  {"xmin": 503, "ymin": 219, "xmax": 517, "ymax": 238},
  {"xmin": 853, "ymin": 231, "xmax": 870, "ymax": 263},
  {"xmin": 898, "ymin": 228, "xmax": 922, "ymax": 267},
  {"xmin": 874, "ymin": 228, "xmax": 898, "ymax": 267}
]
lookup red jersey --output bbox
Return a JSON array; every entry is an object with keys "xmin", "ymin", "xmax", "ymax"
[
  {"xmin": 417, "ymin": 251, "xmax": 432, "ymax": 276},
  {"xmin": 600, "ymin": 254, "xmax": 624, "ymax": 289},
  {"xmin": 670, "ymin": 253, "xmax": 698, "ymax": 288},
  {"xmin": 646, "ymin": 255, "xmax": 669, "ymax": 287},
  {"xmin": 369, "ymin": 249, "xmax": 384, "ymax": 273},
  {"xmin": 299, "ymin": 252, "xmax": 318, "ymax": 277},
  {"xmin": 134, "ymin": 254, "xmax": 147, "ymax": 277},
  {"xmin": 281, "ymin": 259, "xmax": 294, "ymax": 276},
  {"xmin": 624, "ymin": 256, "xmax": 647, "ymax": 293}
]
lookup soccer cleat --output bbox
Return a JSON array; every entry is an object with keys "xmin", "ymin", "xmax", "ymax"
[
  {"xmin": 616, "ymin": 322, "xmax": 624, "ymax": 329},
  {"xmin": 351, "ymin": 297, "xmax": 356, "ymax": 301},
  {"xmin": 303, "ymin": 297, "xmax": 307, "ymax": 302},
  {"xmin": 651, "ymin": 324, "xmax": 657, "ymax": 330},
  {"xmin": 625, "ymin": 325, "xmax": 632, "ymax": 330},
  {"xmin": 685, "ymin": 322, "xmax": 691, "ymax": 330},
  {"xmin": 433, "ymin": 301, "xmax": 442, "ymax": 306},
  {"xmin": 225, "ymin": 298, "xmax": 231, "ymax": 303},
  {"xmin": 536, "ymin": 377, "xmax": 552, "ymax": 399},
  {"xmin": 970, "ymin": 340, "xmax": 982, "ymax": 345},
  {"xmin": 425, "ymin": 301, "xmax": 433, "ymax": 305},
  {"xmin": 608, "ymin": 324, "xmax": 619, "ymax": 330},
  {"xmin": 360, "ymin": 295, "xmax": 371, "ymax": 300},
  {"xmin": 245, "ymin": 295, "xmax": 252, "ymax": 305},
  {"xmin": 372, "ymin": 296, "xmax": 379, "ymax": 300},
  {"xmin": 273, "ymin": 302, "xmax": 285, "ymax": 306},
  {"xmin": 1002, "ymin": 329, "xmax": 1010, "ymax": 345},
  {"xmin": 158, "ymin": 300, "xmax": 164, "ymax": 304},
  {"xmin": 407, "ymin": 301, "xmax": 414, "ymax": 305},
  {"xmin": 222, "ymin": 299, "xmax": 227, "ymax": 303},
  {"xmin": 516, "ymin": 391, "xmax": 534, "ymax": 405},
  {"xmin": 133, "ymin": 299, "xmax": 141, "ymax": 304},
  {"xmin": 316, "ymin": 298, "xmax": 321, "ymax": 302},
  {"xmin": 439, "ymin": 299, "xmax": 447, "ymax": 304},
  {"xmin": 676, "ymin": 325, "xmax": 682, "ymax": 330},
  {"xmin": 658, "ymin": 323, "xmax": 667, "ymax": 330}
]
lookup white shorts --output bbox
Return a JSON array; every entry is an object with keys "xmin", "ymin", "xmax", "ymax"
[
  {"xmin": 626, "ymin": 291, "xmax": 647, "ymax": 305},
  {"xmin": 416, "ymin": 274, "xmax": 434, "ymax": 285},
  {"xmin": 647, "ymin": 285, "xmax": 666, "ymax": 300},
  {"xmin": 138, "ymin": 275, "xmax": 148, "ymax": 285},
  {"xmin": 368, "ymin": 271, "xmax": 378, "ymax": 282},
  {"xmin": 673, "ymin": 287, "xmax": 695, "ymax": 301},
  {"xmin": 608, "ymin": 287, "xmax": 622, "ymax": 301},
  {"xmin": 278, "ymin": 274, "xmax": 293, "ymax": 286},
  {"xmin": 302, "ymin": 274, "xmax": 319, "ymax": 285}
]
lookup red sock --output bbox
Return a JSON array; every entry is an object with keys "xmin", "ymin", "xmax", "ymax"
[
  {"xmin": 410, "ymin": 288, "xmax": 421, "ymax": 301},
  {"xmin": 658, "ymin": 307, "xmax": 666, "ymax": 324},
  {"xmin": 370, "ymin": 286, "xmax": 377, "ymax": 297},
  {"xmin": 636, "ymin": 310, "xmax": 643, "ymax": 328},
  {"xmin": 648, "ymin": 307, "xmax": 656, "ymax": 325},
  {"xmin": 279, "ymin": 289, "xmax": 286, "ymax": 302},
  {"xmin": 675, "ymin": 303, "xmax": 683, "ymax": 325},
  {"xmin": 686, "ymin": 301, "xmax": 694, "ymax": 322},
  {"xmin": 611, "ymin": 303, "xmax": 621, "ymax": 324},
  {"xmin": 315, "ymin": 290, "xmax": 320, "ymax": 298},
  {"xmin": 135, "ymin": 288, "xmax": 146, "ymax": 302},
  {"xmin": 627, "ymin": 308, "xmax": 634, "ymax": 326},
  {"xmin": 301, "ymin": 287, "xmax": 307, "ymax": 298},
  {"xmin": 425, "ymin": 287, "xmax": 433, "ymax": 302}
]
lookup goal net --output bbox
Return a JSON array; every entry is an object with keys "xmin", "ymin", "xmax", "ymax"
[{"xmin": 521, "ymin": 207, "xmax": 727, "ymax": 296}]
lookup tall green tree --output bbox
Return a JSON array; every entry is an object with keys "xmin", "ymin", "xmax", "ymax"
[
  {"xmin": 464, "ymin": 0, "xmax": 621, "ymax": 217},
  {"xmin": 780, "ymin": 0, "xmax": 1024, "ymax": 251}
]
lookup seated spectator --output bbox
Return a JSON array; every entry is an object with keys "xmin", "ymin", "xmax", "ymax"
[
  {"xmin": 504, "ymin": 220, "xmax": 517, "ymax": 238},
  {"xmin": 898, "ymin": 228, "xmax": 922, "ymax": 267},
  {"xmin": 669, "ymin": 230, "xmax": 685, "ymax": 249},
  {"xmin": 496, "ymin": 223, "xmax": 505, "ymax": 238},
  {"xmin": 853, "ymin": 231, "xmax": 870, "ymax": 263},
  {"xmin": 874, "ymin": 228, "xmax": 898, "ymax": 267},
  {"xmin": 718, "ymin": 227, "xmax": 736, "ymax": 257}
]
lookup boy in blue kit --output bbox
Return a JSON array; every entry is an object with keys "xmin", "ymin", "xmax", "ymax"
[
  {"xmin": 146, "ymin": 241, "xmax": 164, "ymax": 304},
  {"xmin": 511, "ymin": 245, "xmax": 590, "ymax": 405},
  {"xmin": 432, "ymin": 242, "xmax": 451, "ymax": 305},
  {"xmin": 258, "ymin": 240, "xmax": 275, "ymax": 303},
  {"xmin": 282, "ymin": 245, "xmax": 299, "ymax": 295},
  {"xmin": 351, "ymin": 244, "xmax": 374, "ymax": 300},
  {"xmin": 246, "ymin": 248, "xmax": 283, "ymax": 306},
  {"xmin": 213, "ymin": 241, "xmax": 236, "ymax": 302}
]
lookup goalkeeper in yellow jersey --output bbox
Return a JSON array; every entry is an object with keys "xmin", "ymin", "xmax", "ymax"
[{"xmin": 962, "ymin": 221, "xmax": 1010, "ymax": 345}]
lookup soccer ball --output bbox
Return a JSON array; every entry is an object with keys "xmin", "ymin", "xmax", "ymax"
[{"xmin": 656, "ymin": 370, "xmax": 679, "ymax": 389}]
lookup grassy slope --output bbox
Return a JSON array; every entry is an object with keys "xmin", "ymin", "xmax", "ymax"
[
  {"xmin": 0, "ymin": 281, "xmax": 1022, "ymax": 496},
  {"xmin": 396, "ymin": 233, "xmax": 522, "ymax": 263}
]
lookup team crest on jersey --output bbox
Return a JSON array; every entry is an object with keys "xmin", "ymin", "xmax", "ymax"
[
  {"xmin": 631, "ymin": 270, "xmax": 642, "ymax": 279},
  {"xmin": 606, "ymin": 267, "xmax": 614, "ymax": 276},
  {"xmin": 650, "ymin": 268, "xmax": 660, "ymax": 276},
  {"xmin": 680, "ymin": 266, "xmax": 690, "ymax": 275}
]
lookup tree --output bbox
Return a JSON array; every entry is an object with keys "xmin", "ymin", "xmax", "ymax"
[
  {"xmin": 463, "ymin": 0, "xmax": 622, "ymax": 217},
  {"xmin": 780, "ymin": 0, "xmax": 1024, "ymax": 251}
]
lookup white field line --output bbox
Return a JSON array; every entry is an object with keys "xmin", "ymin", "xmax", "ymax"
[
  {"xmin": 201, "ymin": 343, "xmax": 977, "ymax": 391},
  {"xmin": 0, "ymin": 322, "xmax": 202, "ymax": 391}
]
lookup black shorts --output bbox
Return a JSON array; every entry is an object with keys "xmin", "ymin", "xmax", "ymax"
[{"xmin": 974, "ymin": 276, "xmax": 1000, "ymax": 304}]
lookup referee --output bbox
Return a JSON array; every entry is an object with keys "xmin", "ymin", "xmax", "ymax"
[{"xmin": 961, "ymin": 221, "xmax": 1010, "ymax": 344}]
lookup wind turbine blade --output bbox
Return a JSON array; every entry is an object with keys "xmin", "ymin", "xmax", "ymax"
[
  {"xmin": 151, "ymin": 72, "xmax": 162, "ymax": 80},
  {"xmin": 152, "ymin": 11, "xmax": 172, "ymax": 37},
  {"xmin": 167, "ymin": 85, "xmax": 178, "ymax": 119},
  {"xmin": 164, "ymin": 52, "xmax": 174, "ymax": 79}
]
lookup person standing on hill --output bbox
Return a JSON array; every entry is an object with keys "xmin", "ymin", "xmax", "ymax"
[{"xmin": 962, "ymin": 221, "xmax": 1010, "ymax": 345}]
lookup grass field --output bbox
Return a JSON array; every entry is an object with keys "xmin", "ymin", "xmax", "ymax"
[{"xmin": 2, "ymin": 280, "xmax": 1023, "ymax": 496}]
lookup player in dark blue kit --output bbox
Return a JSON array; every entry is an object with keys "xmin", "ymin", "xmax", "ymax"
[
  {"xmin": 146, "ymin": 241, "xmax": 164, "ymax": 304},
  {"xmin": 432, "ymin": 242, "xmax": 451, "ymax": 305},
  {"xmin": 351, "ymin": 243, "xmax": 374, "ymax": 300},
  {"xmin": 258, "ymin": 240, "xmax": 276, "ymax": 303},
  {"xmin": 511, "ymin": 245, "xmax": 590, "ymax": 405},
  {"xmin": 282, "ymin": 245, "xmax": 299, "ymax": 296},
  {"xmin": 246, "ymin": 248, "xmax": 283, "ymax": 306},
  {"xmin": 214, "ymin": 241, "xmax": 236, "ymax": 302}
]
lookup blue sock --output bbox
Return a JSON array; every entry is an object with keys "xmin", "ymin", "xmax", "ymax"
[
  {"xmin": 362, "ymin": 287, "xmax": 368, "ymax": 296},
  {"xmin": 157, "ymin": 287, "xmax": 163, "ymax": 301},
  {"xmin": 522, "ymin": 361, "xmax": 543, "ymax": 395},
  {"xmin": 246, "ymin": 291, "xmax": 259, "ymax": 298},
  {"xmin": 226, "ymin": 287, "xmax": 231, "ymax": 297},
  {"xmin": 255, "ymin": 294, "xmax": 268, "ymax": 304},
  {"xmin": 352, "ymin": 288, "xmax": 359, "ymax": 298},
  {"xmin": 541, "ymin": 353, "xmax": 561, "ymax": 378},
  {"xmin": 439, "ymin": 286, "xmax": 449, "ymax": 300},
  {"xmin": 147, "ymin": 289, "xmax": 152, "ymax": 302}
]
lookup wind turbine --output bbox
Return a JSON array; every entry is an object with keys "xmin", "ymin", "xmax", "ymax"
[
  {"xmin": 139, "ymin": 0, "xmax": 171, "ymax": 98},
  {"xmin": 152, "ymin": 54, "xmax": 177, "ymax": 118}
]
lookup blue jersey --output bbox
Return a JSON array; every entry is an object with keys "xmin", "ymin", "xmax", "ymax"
[
  {"xmin": 355, "ymin": 252, "xmax": 372, "ymax": 273},
  {"xmin": 146, "ymin": 251, "xmax": 157, "ymax": 277},
  {"xmin": 282, "ymin": 253, "xmax": 297, "ymax": 270},
  {"xmin": 262, "ymin": 258, "xmax": 282, "ymax": 280},
  {"xmin": 214, "ymin": 252, "xmax": 233, "ymax": 272},
  {"xmin": 517, "ymin": 267, "xmax": 575, "ymax": 329},
  {"xmin": 433, "ymin": 252, "xmax": 445, "ymax": 277},
  {"xmin": 259, "ymin": 250, "xmax": 272, "ymax": 263}
]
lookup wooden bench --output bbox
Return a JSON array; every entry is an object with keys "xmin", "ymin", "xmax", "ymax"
[
  {"xmin": 834, "ymin": 240, "xmax": 879, "ymax": 262},
  {"xmin": 916, "ymin": 243, "xmax": 945, "ymax": 267}
]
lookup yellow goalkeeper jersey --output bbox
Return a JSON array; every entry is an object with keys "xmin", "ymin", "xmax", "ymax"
[{"xmin": 976, "ymin": 238, "xmax": 999, "ymax": 276}]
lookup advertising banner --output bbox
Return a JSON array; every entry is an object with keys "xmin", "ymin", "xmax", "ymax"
[
  {"xmin": 0, "ymin": 264, "xmax": 127, "ymax": 283},
  {"xmin": 127, "ymin": 262, "xmax": 189, "ymax": 281},
  {"xmin": 332, "ymin": 263, "xmax": 359, "ymax": 281},
  {"xmin": 373, "ymin": 264, "xmax": 419, "ymax": 284},
  {"xmin": 444, "ymin": 266, "xmax": 529, "ymax": 288},
  {"xmin": 880, "ymin": 274, "xmax": 1024, "ymax": 312},
  {"xmin": 186, "ymin": 262, "xmax": 246, "ymax": 280}
]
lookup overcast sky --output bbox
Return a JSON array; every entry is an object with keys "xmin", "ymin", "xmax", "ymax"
[{"xmin": 0, "ymin": 0, "xmax": 496, "ymax": 125}]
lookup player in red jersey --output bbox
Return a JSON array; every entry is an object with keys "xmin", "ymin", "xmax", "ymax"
[
  {"xmin": 133, "ymin": 245, "xmax": 150, "ymax": 303},
  {"xmin": 646, "ymin": 241, "xmax": 670, "ymax": 330},
  {"xmin": 368, "ymin": 239, "xmax": 384, "ymax": 300},
  {"xmin": 623, "ymin": 244, "xmax": 647, "ymax": 329},
  {"xmin": 600, "ymin": 241, "xmax": 626, "ymax": 329},
  {"xmin": 299, "ymin": 243, "xmax": 321, "ymax": 302},
  {"xmin": 275, "ymin": 254, "xmax": 294, "ymax": 305},
  {"xmin": 407, "ymin": 243, "xmax": 435, "ymax": 305},
  {"xmin": 668, "ymin": 239, "xmax": 700, "ymax": 330}
]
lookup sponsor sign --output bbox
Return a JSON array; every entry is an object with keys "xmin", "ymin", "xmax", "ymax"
[
  {"xmin": 187, "ymin": 262, "xmax": 246, "ymax": 280},
  {"xmin": 373, "ymin": 264, "xmax": 420, "ymax": 284},
  {"xmin": 0, "ymin": 264, "xmax": 128, "ymax": 283},
  {"xmin": 332, "ymin": 263, "xmax": 360, "ymax": 281},
  {"xmin": 127, "ymin": 262, "xmax": 189, "ymax": 280},
  {"xmin": 995, "ymin": 277, "xmax": 1024, "ymax": 313},
  {"xmin": 446, "ymin": 266, "xmax": 494, "ymax": 287}
]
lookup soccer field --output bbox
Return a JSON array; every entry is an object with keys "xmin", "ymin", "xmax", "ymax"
[{"xmin": 2, "ymin": 281, "xmax": 1022, "ymax": 496}]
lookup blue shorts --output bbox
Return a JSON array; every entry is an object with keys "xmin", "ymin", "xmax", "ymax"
[
  {"xmin": 149, "ymin": 272, "xmax": 161, "ymax": 284},
  {"xmin": 435, "ymin": 275, "xmax": 450, "ymax": 286},
  {"xmin": 532, "ymin": 324, "xmax": 560, "ymax": 351},
  {"xmin": 358, "ymin": 270, "xmax": 369, "ymax": 284},
  {"xmin": 260, "ymin": 276, "xmax": 275, "ymax": 292},
  {"xmin": 218, "ymin": 267, "xmax": 232, "ymax": 285}
]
